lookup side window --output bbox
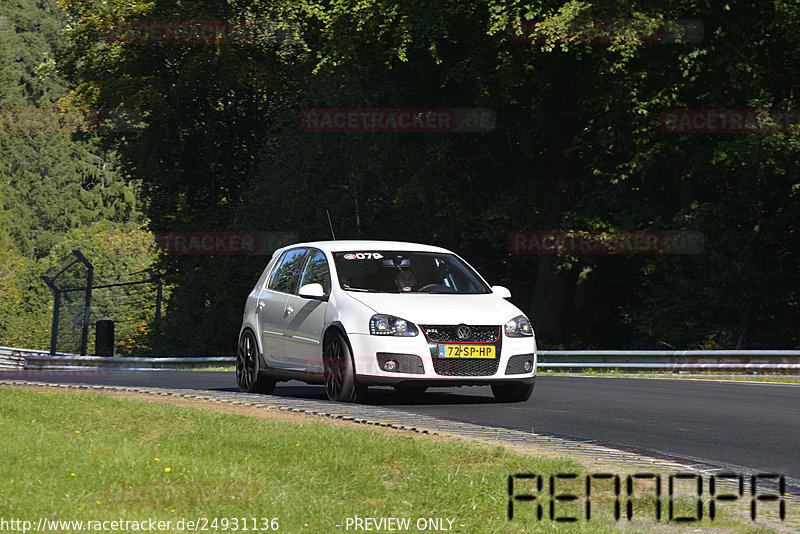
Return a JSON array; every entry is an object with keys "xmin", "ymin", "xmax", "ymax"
[
  {"xmin": 298, "ymin": 250, "xmax": 331, "ymax": 294},
  {"xmin": 268, "ymin": 248, "xmax": 307, "ymax": 293}
]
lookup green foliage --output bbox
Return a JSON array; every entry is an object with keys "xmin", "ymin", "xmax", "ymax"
[
  {"xmin": 0, "ymin": 218, "xmax": 51, "ymax": 349},
  {"xmin": 34, "ymin": 0, "xmax": 800, "ymax": 351},
  {"xmin": 0, "ymin": 0, "xmax": 148, "ymax": 351}
]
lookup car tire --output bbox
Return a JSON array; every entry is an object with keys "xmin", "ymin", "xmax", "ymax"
[
  {"xmin": 491, "ymin": 381, "xmax": 534, "ymax": 403},
  {"xmin": 323, "ymin": 331, "xmax": 366, "ymax": 403},
  {"xmin": 236, "ymin": 330, "xmax": 276, "ymax": 394}
]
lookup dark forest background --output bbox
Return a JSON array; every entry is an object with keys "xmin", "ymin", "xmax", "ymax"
[{"xmin": 1, "ymin": 0, "xmax": 798, "ymax": 355}]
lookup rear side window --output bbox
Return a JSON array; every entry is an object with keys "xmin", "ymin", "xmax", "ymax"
[{"xmin": 268, "ymin": 248, "xmax": 307, "ymax": 293}]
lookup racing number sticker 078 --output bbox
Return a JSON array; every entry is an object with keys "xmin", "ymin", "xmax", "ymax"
[{"xmin": 343, "ymin": 252, "xmax": 384, "ymax": 260}]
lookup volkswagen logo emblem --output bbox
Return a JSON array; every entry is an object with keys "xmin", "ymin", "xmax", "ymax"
[{"xmin": 456, "ymin": 325, "xmax": 471, "ymax": 340}]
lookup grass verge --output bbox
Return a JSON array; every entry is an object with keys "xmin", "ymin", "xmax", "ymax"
[{"xmin": 0, "ymin": 387, "xmax": 776, "ymax": 533}]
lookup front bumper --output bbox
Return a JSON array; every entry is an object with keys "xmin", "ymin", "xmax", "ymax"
[{"xmin": 347, "ymin": 332, "xmax": 536, "ymax": 386}]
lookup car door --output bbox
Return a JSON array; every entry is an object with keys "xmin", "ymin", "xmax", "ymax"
[
  {"xmin": 282, "ymin": 248, "xmax": 330, "ymax": 373},
  {"xmin": 259, "ymin": 247, "xmax": 308, "ymax": 368}
]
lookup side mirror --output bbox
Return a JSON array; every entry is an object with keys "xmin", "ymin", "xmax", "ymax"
[
  {"xmin": 491, "ymin": 285, "xmax": 512, "ymax": 299},
  {"xmin": 298, "ymin": 283, "xmax": 327, "ymax": 300}
]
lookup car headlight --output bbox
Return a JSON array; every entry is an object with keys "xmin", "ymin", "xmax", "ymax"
[
  {"xmin": 369, "ymin": 314, "xmax": 419, "ymax": 336},
  {"xmin": 505, "ymin": 315, "xmax": 533, "ymax": 337}
]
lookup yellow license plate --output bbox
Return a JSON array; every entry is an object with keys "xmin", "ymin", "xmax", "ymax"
[{"xmin": 438, "ymin": 345, "xmax": 496, "ymax": 359}]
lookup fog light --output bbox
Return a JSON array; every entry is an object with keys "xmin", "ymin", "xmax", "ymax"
[
  {"xmin": 523, "ymin": 360, "xmax": 533, "ymax": 372},
  {"xmin": 384, "ymin": 360, "xmax": 398, "ymax": 372}
]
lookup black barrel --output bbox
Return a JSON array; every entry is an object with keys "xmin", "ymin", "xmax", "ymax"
[{"xmin": 95, "ymin": 320, "xmax": 115, "ymax": 357}]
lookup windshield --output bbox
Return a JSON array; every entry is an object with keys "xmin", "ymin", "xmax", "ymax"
[{"xmin": 332, "ymin": 251, "xmax": 491, "ymax": 294}]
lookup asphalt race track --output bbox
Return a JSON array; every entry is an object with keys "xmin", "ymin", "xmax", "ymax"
[{"xmin": 5, "ymin": 371, "xmax": 800, "ymax": 485}]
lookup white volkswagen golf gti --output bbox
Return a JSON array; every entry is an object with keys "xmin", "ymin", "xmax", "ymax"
[{"xmin": 237, "ymin": 241, "xmax": 536, "ymax": 402}]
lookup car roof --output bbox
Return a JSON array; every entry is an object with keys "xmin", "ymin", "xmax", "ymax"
[{"xmin": 279, "ymin": 240, "xmax": 453, "ymax": 254}]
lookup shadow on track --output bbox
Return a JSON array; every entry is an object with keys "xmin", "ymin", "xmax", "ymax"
[{"xmin": 209, "ymin": 383, "xmax": 500, "ymax": 406}]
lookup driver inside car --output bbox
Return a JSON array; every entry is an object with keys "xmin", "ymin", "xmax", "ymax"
[{"xmin": 394, "ymin": 270, "xmax": 416, "ymax": 292}]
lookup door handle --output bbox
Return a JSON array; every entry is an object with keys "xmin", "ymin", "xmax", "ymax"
[{"xmin": 284, "ymin": 305, "xmax": 294, "ymax": 317}]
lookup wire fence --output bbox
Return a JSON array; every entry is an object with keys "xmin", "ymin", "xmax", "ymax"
[
  {"xmin": 41, "ymin": 251, "xmax": 162, "ymax": 356},
  {"xmin": 88, "ymin": 270, "xmax": 162, "ymax": 355},
  {"xmin": 41, "ymin": 250, "xmax": 93, "ymax": 355}
]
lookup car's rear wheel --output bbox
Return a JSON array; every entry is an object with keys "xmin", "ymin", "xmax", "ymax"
[
  {"xmin": 236, "ymin": 330, "xmax": 276, "ymax": 394},
  {"xmin": 491, "ymin": 381, "xmax": 534, "ymax": 402},
  {"xmin": 324, "ymin": 331, "xmax": 365, "ymax": 402}
]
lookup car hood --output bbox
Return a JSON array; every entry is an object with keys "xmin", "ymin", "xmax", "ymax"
[{"xmin": 344, "ymin": 292, "xmax": 524, "ymax": 325}]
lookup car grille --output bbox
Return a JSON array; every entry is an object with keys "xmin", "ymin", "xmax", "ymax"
[
  {"xmin": 421, "ymin": 325, "xmax": 502, "ymax": 376},
  {"xmin": 420, "ymin": 325, "xmax": 500, "ymax": 343},
  {"xmin": 432, "ymin": 357, "xmax": 500, "ymax": 376}
]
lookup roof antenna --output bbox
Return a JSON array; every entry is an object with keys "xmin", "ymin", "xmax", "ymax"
[{"xmin": 326, "ymin": 209, "xmax": 337, "ymax": 240}]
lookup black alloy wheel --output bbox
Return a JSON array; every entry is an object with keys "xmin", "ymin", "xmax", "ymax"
[
  {"xmin": 236, "ymin": 330, "xmax": 276, "ymax": 394},
  {"xmin": 323, "ymin": 331, "xmax": 365, "ymax": 402}
]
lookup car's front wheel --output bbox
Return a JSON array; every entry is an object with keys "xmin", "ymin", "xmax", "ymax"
[
  {"xmin": 491, "ymin": 381, "xmax": 534, "ymax": 403},
  {"xmin": 236, "ymin": 330, "xmax": 276, "ymax": 394},
  {"xmin": 323, "ymin": 331, "xmax": 365, "ymax": 403}
]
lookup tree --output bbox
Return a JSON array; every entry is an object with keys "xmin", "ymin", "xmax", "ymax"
[
  {"xmin": 55, "ymin": 0, "xmax": 800, "ymax": 352},
  {"xmin": 0, "ymin": 0, "xmax": 147, "ymax": 350}
]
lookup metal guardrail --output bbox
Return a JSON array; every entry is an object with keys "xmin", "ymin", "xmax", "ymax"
[
  {"xmin": 2, "ymin": 346, "xmax": 800, "ymax": 372},
  {"xmin": 0, "ymin": 354, "xmax": 25, "ymax": 370},
  {"xmin": 0, "ymin": 346, "xmax": 232, "ymax": 371},
  {"xmin": 539, "ymin": 350, "xmax": 800, "ymax": 371}
]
